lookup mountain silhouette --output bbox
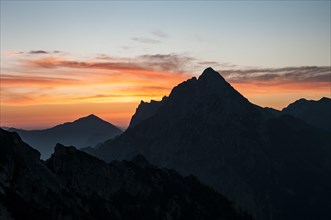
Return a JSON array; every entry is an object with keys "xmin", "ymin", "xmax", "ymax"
[
  {"xmin": 8, "ymin": 114, "xmax": 122, "ymax": 159},
  {"xmin": 282, "ymin": 97, "xmax": 331, "ymax": 131},
  {"xmin": 89, "ymin": 68, "xmax": 331, "ymax": 220},
  {"xmin": 0, "ymin": 128, "xmax": 252, "ymax": 220}
]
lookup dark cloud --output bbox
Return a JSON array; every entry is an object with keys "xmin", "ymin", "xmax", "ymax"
[
  {"xmin": 220, "ymin": 66, "xmax": 331, "ymax": 84},
  {"xmin": 28, "ymin": 50, "xmax": 63, "ymax": 55},
  {"xmin": 29, "ymin": 50, "xmax": 49, "ymax": 54},
  {"xmin": 132, "ymin": 37, "xmax": 161, "ymax": 44}
]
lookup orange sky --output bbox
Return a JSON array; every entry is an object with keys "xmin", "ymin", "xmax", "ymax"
[{"xmin": 1, "ymin": 52, "xmax": 330, "ymax": 129}]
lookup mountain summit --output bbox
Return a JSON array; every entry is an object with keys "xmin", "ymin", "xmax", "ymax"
[
  {"xmin": 91, "ymin": 68, "xmax": 331, "ymax": 220},
  {"xmin": 9, "ymin": 114, "xmax": 122, "ymax": 159},
  {"xmin": 199, "ymin": 67, "xmax": 225, "ymax": 81},
  {"xmin": 129, "ymin": 67, "xmax": 256, "ymax": 129}
]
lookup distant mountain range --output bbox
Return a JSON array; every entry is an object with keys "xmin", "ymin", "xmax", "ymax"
[
  {"xmin": 6, "ymin": 114, "xmax": 122, "ymax": 159},
  {"xmin": 0, "ymin": 128, "xmax": 252, "ymax": 220},
  {"xmin": 86, "ymin": 68, "xmax": 331, "ymax": 220},
  {"xmin": 282, "ymin": 97, "xmax": 331, "ymax": 131}
]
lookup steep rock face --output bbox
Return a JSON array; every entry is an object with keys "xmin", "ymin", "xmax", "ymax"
[
  {"xmin": 9, "ymin": 114, "xmax": 122, "ymax": 159},
  {"xmin": 0, "ymin": 129, "xmax": 252, "ymax": 220},
  {"xmin": 93, "ymin": 68, "xmax": 331, "ymax": 220},
  {"xmin": 282, "ymin": 97, "xmax": 331, "ymax": 131},
  {"xmin": 129, "ymin": 97, "xmax": 168, "ymax": 128}
]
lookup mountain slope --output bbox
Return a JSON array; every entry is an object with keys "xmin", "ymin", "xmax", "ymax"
[
  {"xmin": 282, "ymin": 97, "xmax": 331, "ymax": 131},
  {"xmin": 92, "ymin": 68, "xmax": 331, "ymax": 220},
  {"xmin": 8, "ymin": 114, "xmax": 122, "ymax": 159},
  {"xmin": 0, "ymin": 128, "xmax": 252, "ymax": 220}
]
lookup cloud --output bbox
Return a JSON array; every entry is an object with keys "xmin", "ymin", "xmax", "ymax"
[
  {"xmin": 27, "ymin": 50, "xmax": 64, "ymax": 55},
  {"xmin": 151, "ymin": 30, "xmax": 168, "ymax": 38},
  {"xmin": 29, "ymin": 50, "xmax": 49, "ymax": 54},
  {"xmin": 23, "ymin": 53, "xmax": 196, "ymax": 73},
  {"xmin": 25, "ymin": 57, "xmax": 146, "ymax": 71},
  {"xmin": 138, "ymin": 54, "xmax": 195, "ymax": 72},
  {"xmin": 132, "ymin": 37, "xmax": 161, "ymax": 44},
  {"xmin": 220, "ymin": 66, "xmax": 331, "ymax": 84}
]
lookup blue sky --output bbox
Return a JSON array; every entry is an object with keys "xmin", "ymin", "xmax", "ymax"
[{"xmin": 1, "ymin": 1, "xmax": 330, "ymax": 69}]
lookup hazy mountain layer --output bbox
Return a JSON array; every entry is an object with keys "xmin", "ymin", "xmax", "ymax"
[
  {"xmin": 8, "ymin": 114, "xmax": 122, "ymax": 159},
  {"xmin": 282, "ymin": 97, "xmax": 331, "ymax": 131}
]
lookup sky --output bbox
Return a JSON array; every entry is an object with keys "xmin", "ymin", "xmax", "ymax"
[{"xmin": 1, "ymin": 1, "xmax": 330, "ymax": 129}]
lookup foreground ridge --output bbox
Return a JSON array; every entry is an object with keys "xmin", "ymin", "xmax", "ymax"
[{"xmin": 0, "ymin": 128, "xmax": 252, "ymax": 220}]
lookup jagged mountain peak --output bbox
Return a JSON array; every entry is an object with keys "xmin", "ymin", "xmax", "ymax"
[
  {"xmin": 198, "ymin": 67, "xmax": 224, "ymax": 81},
  {"xmin": 170, "ymin": 68, "xmax": 239, "ymax": 100},
  {"xmin": 129, "ymin": 68, "xmax": 254, "ymax": 128}
]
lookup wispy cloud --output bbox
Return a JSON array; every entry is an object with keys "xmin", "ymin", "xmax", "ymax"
[
  {"xmin": 132, "ymin": 37, "xmax": 161, "ymax": 44},
  {"xmin": 23, "ymin": 53, "xmax": 195, "ymax": 73},
  {"xmin": 220, "ymin": 66, "xmax": 330, "ymax": 84},
  {"xmin": 25, "ymin": 57, "xmax": 145, "ymax": 71},
  {"xmin": 138, "ymin": 54, "xmax": 194, "ymax": 72},
  {"xmin": 151, "ymin": 30, "xmax": 168, "ymax": 38},
  {"xmin": 5, "ymin": 50, "xmax": 63, "ymax": 57}
]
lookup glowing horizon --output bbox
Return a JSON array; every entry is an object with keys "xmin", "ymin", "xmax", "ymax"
[{"xmin": 1, "ymin": 52, "xmax": 329, "ymax": 129}]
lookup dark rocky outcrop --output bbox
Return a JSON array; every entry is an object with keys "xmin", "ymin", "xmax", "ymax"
[
  {"xmin": 0, "ymin": 128, "xmax": 251, "ymax": 220},
  {"xmin": 129, "ymin": 97, "xmax": 168, "ymax": 128}
]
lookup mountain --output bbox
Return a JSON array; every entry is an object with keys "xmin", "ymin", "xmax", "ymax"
[
  {"xmin": 90, "ymin": 68, "xmax": 331, "ymax": 220},
  {"xmin": 0, "ymin": 128, "xmax": 252, "ymax": 220},
  {"xmin": 282, "ymin": 97, "xmax": 331, "ymax": 131},
  {"xmin": 129, "ymin": 96, "xmax": 168, "ymax": 128},
  {"xmin": 8, "ymin": 114, "xmax": 122, "ymax": 159}
]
